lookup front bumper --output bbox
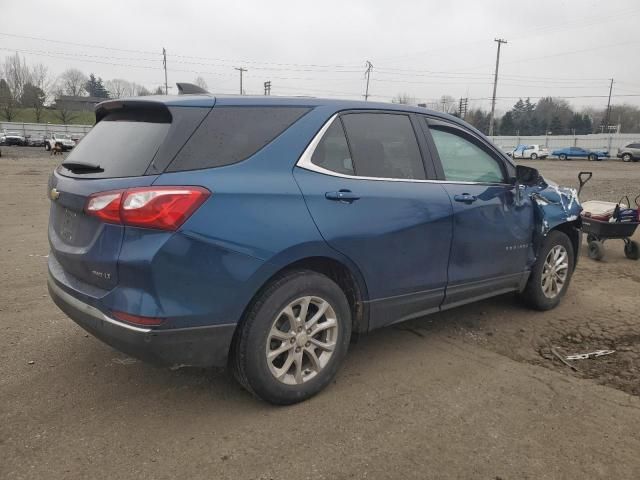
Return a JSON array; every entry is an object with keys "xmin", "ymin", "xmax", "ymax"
[{"xmin": 48, "ymin": 276, "xmax": 236, "ymax": 367}]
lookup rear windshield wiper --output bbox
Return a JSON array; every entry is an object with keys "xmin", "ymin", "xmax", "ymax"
[{"xmin": 61, "ymin": 161, "xmax": 104, "ymax": 173}]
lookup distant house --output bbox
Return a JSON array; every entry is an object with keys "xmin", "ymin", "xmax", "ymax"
[{"xmin": 54, "ymin": 96, "xmax": 105, "ymax": 112}]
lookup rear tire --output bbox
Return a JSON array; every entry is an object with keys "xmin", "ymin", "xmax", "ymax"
[
  {"xmin": 588, "ymin": 240, "xmax": 605, "ymax": 261},
  {"xmin": 45, "ymin": 143, "xmax": 51, "ymax": 151},
  {"xmin": 530, "ymin": 153, "xmax": 538, "ymax": 160},
  {"xmin": 519, "ymin": 230, "xmax": 574, "ymax": 311},
  {"xmin": 588, "ymin": 154, "xmax": 597, "ymax": 161},
  {"xmin": 622, "ymin": 153, "xmax": 632, "ymax": 162},
  {"xmin": 624, "ymin": 241, "xmax": 639, "ymax": 260},
  {"xmin": 559, "ymin": 153, "xmax": 568, "ymax": 161},
  {"xmin": 231, "ymin": 270, "xmax": 352, "ymax": 405}
]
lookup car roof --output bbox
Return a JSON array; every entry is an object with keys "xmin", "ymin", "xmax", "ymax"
[
  {"xmin": 97, "ymin": 93, "xmax": 469, "ymax": 123},
  {"xmin": 96, "ymin": 93, "xmax": 487, "ymax": 139}
]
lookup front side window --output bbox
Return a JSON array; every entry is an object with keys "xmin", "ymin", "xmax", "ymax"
[
  {"xmin": 429, "ymin": 127, "xmax": 505, "ymax": 183},
  {"xmin": 311, "ymin": 120, "xmax": 354, "ymax": 175},
  {"xmin": 340, "ymin": 113, "xmax": 426, "ymax": 180}
]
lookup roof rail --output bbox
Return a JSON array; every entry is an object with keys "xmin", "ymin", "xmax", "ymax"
[{"xmin": 176, "ymin": 82, "xmax": 209, "ymax": 95}]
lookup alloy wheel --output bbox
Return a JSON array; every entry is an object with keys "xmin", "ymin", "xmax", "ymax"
[
  {"xmin": 541, "ymin": 245, "xmax": 569, "ymax": 298},
  {"xmin": 266, "ymin": 296, "xmax": 339, "ymax": 385}
]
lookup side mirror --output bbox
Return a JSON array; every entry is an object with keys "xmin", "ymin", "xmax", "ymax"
[{"xmin": 515, "ymin": 165, "xmax": 540, "ymax": 186}]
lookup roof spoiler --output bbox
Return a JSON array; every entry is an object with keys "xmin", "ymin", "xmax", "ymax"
[{"xmin": 176, "ymin": 82, "xmax": 209, "ymax": 95}]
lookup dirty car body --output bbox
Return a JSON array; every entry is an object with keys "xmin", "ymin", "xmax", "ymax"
[{"xmin": 46, "ymin": 93, "xmax": 582, "ymax": 403}]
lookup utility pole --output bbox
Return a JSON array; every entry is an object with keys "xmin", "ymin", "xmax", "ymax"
[
  {"xmin": 235, "ymin": 67, "xmax": 247, "ymax": 95},
  {"xmin": 162, "ymin": 48, "xmax": 168, "ymax": 95},
  {"xmin": 458, "ymin": 97, "xmax": 468, "ymax": 119},
  {"xmin": 488, "ymin": 38, "xmax": 507, "ymax": 136},
  {"xmin": 264, "ymin": 81, "xmax": 271, "ymax": 95},
  {"xmin": 364, "ymin": 60, "xmax": 373, "ymax": 101},
  {"xmin": 604, "ymin": 78, "xmax": 614, "ymax": 132}
]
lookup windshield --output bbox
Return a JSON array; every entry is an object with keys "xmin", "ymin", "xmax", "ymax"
[{"xmin": 7, "ymin": 132, "xmax": 20, "ymax": 136}]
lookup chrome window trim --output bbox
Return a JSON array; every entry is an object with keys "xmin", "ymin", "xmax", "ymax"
[{"xmin": 296, "ymin": 113, "xmax": 512, "ymax": 187}]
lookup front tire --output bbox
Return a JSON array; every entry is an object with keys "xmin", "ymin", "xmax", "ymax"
[
  {"xmin": 530, "ymin": 153, "xmax": 538, "ymax": 160},
  {"xmin": 231, "ymin": 270, "xmax": 352, "ymax": 405},
  {"xmin": 622, "ymin": 153, "xmax": 632, "ymax": 162},
  {"xmin": 45, "ymin": 143, "xmax": 51, "ymax": 151},
  {"xmin": 519, "ymin": 230, "xmax": 574, "ymax": 310}
]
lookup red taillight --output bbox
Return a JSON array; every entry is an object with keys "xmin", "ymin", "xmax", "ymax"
[
  {"xmin": 112, "ymin": 310, "xmax": 164, "ymax": 326},
  {"xmin": 85, "ymin": 186, "xmax": 210, "ymax": 231},
  {"xmin": 86, "ymin": 190, "xmax": 122, "ymax": 224}
]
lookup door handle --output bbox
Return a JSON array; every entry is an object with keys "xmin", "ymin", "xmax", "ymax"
[
  {"xmin": 453, "ymin": 193, "xmax": 477, "ymax": 204},
  {"xmin": 325, "ymin": 190, "xmax": 360, "ymax": 202}
]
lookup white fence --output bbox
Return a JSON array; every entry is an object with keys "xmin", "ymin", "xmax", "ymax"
[
  {"xmin": 490, "ymin": 133, "xmax": 640, "ymax": 156},
  {"xmin": 1, "ymin": 121, "xmax": 93, "ymax": 141}
]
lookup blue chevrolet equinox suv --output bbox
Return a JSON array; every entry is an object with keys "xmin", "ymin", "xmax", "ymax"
[{"xmin": 48, "ymin": 86, "xmax": 582, "ymax": 404}]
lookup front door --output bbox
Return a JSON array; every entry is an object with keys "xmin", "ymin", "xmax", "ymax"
[
  {"xmin": 294, "ymin": 112, "xmax": 453, "ymax": 329},
  {"xmin": 423, "ymin": 119, "xmax": 534, "ymax": 308}
]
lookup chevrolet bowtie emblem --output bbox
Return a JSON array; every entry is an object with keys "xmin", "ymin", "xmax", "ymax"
[{"xmin": 50, "ymin": 188, "xmax": 60, "ymax": 201}]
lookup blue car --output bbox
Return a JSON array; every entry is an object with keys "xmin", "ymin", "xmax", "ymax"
[
  {"xmin": 551, "ymin": 146, "xmax": 608, "ymax": 161},
  {"xmin": 47, "ymin": 86, "xmax": 582, "ymax": 404}
]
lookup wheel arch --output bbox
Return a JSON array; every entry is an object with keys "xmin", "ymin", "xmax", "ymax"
[
  {"xmin": 549, "ymin": 219, "xmax": 582, "ymax": 268},
  {"xmin": 233, "ymin": 252, "xmax": 371, "ymax": 356}
]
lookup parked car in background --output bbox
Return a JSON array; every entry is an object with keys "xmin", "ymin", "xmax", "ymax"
[
  {"xmin": 26, "ymin": 136, "xmax": 46, "ymax": 147},
  {"xmin": 617, "ymin": 143, "xmax": 640, "ymax": 162},
  {"xmin": 499, "ymin": 145, "xmax": 515, "ymax": 157},
  {"xmin": 45, "ymin": 133, "xmax": 76, "ymax": 151},
  {"xmin": 0, "ymin": 130, "xmax": 27, "ymax": 146},
  {"xmin": 551, "ymin": 146, "xmax": 608, "ymax": 161},
  {"xmin": 512, "ymin": 144, "xmax": 549, "ymax": 160}
]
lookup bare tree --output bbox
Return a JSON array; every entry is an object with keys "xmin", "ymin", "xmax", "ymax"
[
  {"xmin": 52, "ymin": 86, "xmax": 77, "ymax": 124},
  {"xmin": 105, "ymin": 78, "xmax": 131, "ymax": 98},
  {"xmin": 193, "ymin": 76, "xmax": 208, "ymax": 90},
  {"xmin": 58, "ymin": 68, "xmax": 87, "ymax": 96},
  {"xmin": 3, "ymin": 53, "xmax": 31, "ymax": 102},
  {"xmin": 439, "ymin": 95, "xmax": 458, "ymax": 114},
  {"xmin": 392, "ymin": 93, "xmax": 417, "ymax": 105}
]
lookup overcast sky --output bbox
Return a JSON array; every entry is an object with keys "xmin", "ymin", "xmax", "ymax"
[{"xmin": 2, "ymin": 0, "xmax": 639, "ymax": 113}]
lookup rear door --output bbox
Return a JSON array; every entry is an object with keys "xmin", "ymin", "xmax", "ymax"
[
  {"xmin": 48, "ymin": 101, "xmax": 210, "ymax": 291},
  {"xmin": 421, "ymin": 117, "xmax": 534, "ymax": 308},
  {"xmin": 294, "ymin": 111, "xmax": 453, "ymax": 329}
]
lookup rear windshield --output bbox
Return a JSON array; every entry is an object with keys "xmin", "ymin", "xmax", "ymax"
[
  {"xmin": 60, "ymin": 117, "xmax": 170, "ymax": 178},
  {"xmin": 167, "ymin": 106, "xmax": 310, "ymax": 172}
]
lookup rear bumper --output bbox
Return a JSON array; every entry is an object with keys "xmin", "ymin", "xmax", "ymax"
[{"xmin": 48, "ymin": 275, "xmax": 236, "ymax": 368}]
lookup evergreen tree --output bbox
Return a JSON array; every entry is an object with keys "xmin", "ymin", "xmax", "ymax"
[
  {"xmin": 0, "ymin": 78, "xmax": 16, "ymax": 121},
  {"xmin": 85, "ymin": 73, "xmax": 110, "ymax": 98},
  {"xmin": 550, "ymin": 115, "xmax": 562, "ymax": 134},
  {"xmin": 499, "ymin": 111, "xmax": 516, "ymax": 135}
]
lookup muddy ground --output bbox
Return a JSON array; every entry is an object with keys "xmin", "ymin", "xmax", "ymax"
[{"xmin": 1, "ymin": 146, "xmax": 640, "ymax": 479}]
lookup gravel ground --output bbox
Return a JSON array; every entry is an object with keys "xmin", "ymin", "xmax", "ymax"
[{"xmin": 1, "ymin": 146, "xmax": 640, "ymax": 479}]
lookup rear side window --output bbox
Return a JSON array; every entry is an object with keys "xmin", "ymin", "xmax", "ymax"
[
  {"xmin": 628, "ymin": 143, "xmax": 640, "ymax": 148},
  {"xmin": 311, "ymin": 120, "xmax": 354, "ymax": 175},
  {"xmin": 61, "ymin": 117, "xmax": 170, "ymax": 178},
  {"xmin": 340, "ymin": 113, "xmax": 425, "ymax": 180},
  {"xmin": 168, "ymin": 107, "xmax": 310, "ymax": 172}
]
